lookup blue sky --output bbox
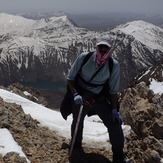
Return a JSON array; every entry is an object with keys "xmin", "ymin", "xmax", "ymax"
[{"xmin": 0, "ymin": 0, "xmax": 163, "ymax": 15}]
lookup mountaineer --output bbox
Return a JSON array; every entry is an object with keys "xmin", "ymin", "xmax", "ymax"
[{"xmin": 60, "ymin": 37, "xmax": 130, "ymax": 163}]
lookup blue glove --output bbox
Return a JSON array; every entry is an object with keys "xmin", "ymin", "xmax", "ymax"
[
  {"xmin": 112, "ymin": 109, "xmax": 123, "ymax": 124},
  {"xmin": 73, "ymin": 93, "xmax": 83, "ymax": 105}
]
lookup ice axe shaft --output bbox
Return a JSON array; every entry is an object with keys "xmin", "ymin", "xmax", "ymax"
[{"xmin": 69, "ymin": 105, "xmax": 83, "ymax": 156}]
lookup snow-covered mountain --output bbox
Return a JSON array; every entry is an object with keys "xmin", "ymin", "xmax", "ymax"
[
  {"xmin": 0, "ymin": 13, "xmax": 34, "ymax": 35},
  {"xmin": 109, "ymin": 20, "xmax": 163, "ymax": 89},
  {"xmin": 0, "ymin": 13, "xmax": 163, "ymax": 90},
  {"xmin": 0, "ymin": 13, "xmax": 95, "ymax": 49},
  {"xmin": 0, "ymin": 13, "xmax": 97, "ymax": 85},
  {"xmin": 130, "ymin": 60, "xmax": 163, "ymax": 94},
  {"xmin": 112, "ymin": 20, "xmax": 163, "ymax": 51}
]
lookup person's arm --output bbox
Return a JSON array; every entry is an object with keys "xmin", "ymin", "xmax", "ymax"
[
  {"xmin": 67, "ymin": 53, "xmax": 88, "ymax": 105},
  {"xmin": 68, "ymin": 79, "xmax": 83, "ymax": 104},
  {"xmin": 110, "ymin": 93, "xmax": 118, "ymax": 109},
  {"xmin": 67, "ymin": 79, "xmax": 78, "ymax": 95},
  {"xmin": 67, "ymin": 52, "xmax": 88, "ymax": 94},
  {"xmin": 108, "ymin": 60, "xmax": 120, "ymax": 109},
  {"xmin": 109, "ymin": 60, "xmax": 123, "ymax": 124}
]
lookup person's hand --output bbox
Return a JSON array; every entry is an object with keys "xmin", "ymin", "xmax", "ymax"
[
  {"xmin": 73, "ymin": 93, "xmax": 83, "ymax": 105},
  {"xmin": 112, "ymin": 109, "xmax": 123, "ymax": 124}
]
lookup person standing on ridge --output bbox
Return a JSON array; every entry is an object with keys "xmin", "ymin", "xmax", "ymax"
[{"xmin": 60, "ymin": 37, "xmax": 130, "ymax": 163}]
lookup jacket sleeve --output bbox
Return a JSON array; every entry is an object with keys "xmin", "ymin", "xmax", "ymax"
[
  {"xmin": 67, "ymin": 53, "xmax": 87, "ymax": 80},
  {"xmin": 108, "ymin": 59, "xmax": 120, "ymax": 94}
]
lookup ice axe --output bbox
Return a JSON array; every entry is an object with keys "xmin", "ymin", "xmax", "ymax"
[{"xmin": 69, "ymin": 104, "xmax": 83, "ymax": 156}]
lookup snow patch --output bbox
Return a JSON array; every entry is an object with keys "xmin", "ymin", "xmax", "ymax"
[
  {"xmin": 149, "ymin": 78, "xmax": 163, "ymax": 95},
  {"xmin": 0, "ymin": 128, "xmax": 30, "ymax": 163},
  {"xmin": 0, "ymin": 88, "xmax": 131, "ymax": 150}
]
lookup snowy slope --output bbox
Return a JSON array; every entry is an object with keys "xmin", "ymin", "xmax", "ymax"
[
  {"xmin": 0, "ymin": 13, "xmax": 98, "ymax": 85},
  {"xmin": 0, "ymin": 13, "xmax": 96, "ymax": 58},
  {"xmin": 111, "ymin": 20, "xmax": 163, "ymax": 51},
  {"xmin": 0, "ymin": 13, "xmax": 94, "ymax": 47},
  {"xmin": 0, "ymin": 76, "xmax": 162, "ymax": 162},
  {"xmin": 0, "ymin": 13, "xmax": 34, "ymax": 35},
  {"xmin": 108, "ymin": 20, "xmax": 163, "ymax": 89},
  {"xmin": 0, "ymin": 88, "xmax": 131, "ymax": 150},
  {"xmin": 0, "ymin": 13, "xmax": 78, "ymax": 36},
  {"xmin": 136, "ymin": 61, "xmax": 163, "ymax": 95}
]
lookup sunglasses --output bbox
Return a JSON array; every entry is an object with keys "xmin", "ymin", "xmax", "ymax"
[{"xmin": 98, "ymin": 44, "xmax": 110, "ymax": 49}]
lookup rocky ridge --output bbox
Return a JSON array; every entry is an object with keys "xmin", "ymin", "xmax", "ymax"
[
  {"xmin": 0, "ymin": 76, "xmax": 162, "ymax": 163},
  {"xmin": 120, "ymin": 82, "xmax": 163, "ymax": 163},
  {"xmin": 0, "ymin": 87, "xmax": 113, "ymax": 163}
]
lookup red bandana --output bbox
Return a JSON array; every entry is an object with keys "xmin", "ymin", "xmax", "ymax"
[{"xmin": 96, "ymin": 47, "xmax": 111, "ymax": 66}]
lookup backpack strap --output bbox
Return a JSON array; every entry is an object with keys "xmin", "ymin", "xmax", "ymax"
[
  {"xmin": 108, "ymin": 57, "xmax": 113, "ymax": 75},
  {"xmin": 80, "ymin": 51, "xmax": 113, "ymax": 74},
  {"xmin": 79, "ymin": 52, "xmax": 94, "ymax": 72},
  {"xmin": 76, "ymin": 52, "xmax": 114, "ymax": 88}
]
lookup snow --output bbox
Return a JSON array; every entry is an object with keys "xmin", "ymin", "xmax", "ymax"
[
  {"xmin": 138, "ymin": 69, "xmax": 150, "ymax": 80},
  {"xmin": 149, "ymin": 79, "xmax": 163, "ymax": 95},
  {"xmin": 112, "ymin": 20, "xmax": 163, "ymax": 51},
  {"xmin": 161, "ymin": 158, "xmax": 163, "ymax": 163},
  {"xmin": 0, "ymin": 13, "xmax": 34, "ymax": 35},
  {"xmin": 0, "ymin": 129, "xmax": 30, "ymax": 163},
  {"xmin": 23, "ymin": 91, "xmax": 31, "ymax": 96},
  {"xmin": 0, "ymin": 13, "xmax": 96, "ymax": 64},
  {"xmin": 0, "ymin": 88, "xmax": 131, "ymax": 160}
]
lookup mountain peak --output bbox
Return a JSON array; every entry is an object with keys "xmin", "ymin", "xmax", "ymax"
[
  {"xmin": 112, "ymin": 20, "xmax": 163, "ymax": 51},
  {"xmin": 114, "ymin": 20, "xmax": 162, "ymax": 32},
  {"xmin": 0, "ymin": 13, "xmax": 34, "ymax": 35}
]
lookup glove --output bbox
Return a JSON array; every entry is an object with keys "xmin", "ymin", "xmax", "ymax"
[
  {"xmin": 112, "ymin": 109, "xmax": 123, "ymax": 124},
  {"xmin": 73, "ymin": 93, "xmax": 83, "ymax": 105}
]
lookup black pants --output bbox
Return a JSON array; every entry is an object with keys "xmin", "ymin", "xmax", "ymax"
[{"xmin": 71, "ymin": 96, "xmax": 125, "ymax": 159}]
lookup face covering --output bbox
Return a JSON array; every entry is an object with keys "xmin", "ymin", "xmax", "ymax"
[{"xmin": 96, "ymin": 46, "xmax": 111, "ymax": 66}]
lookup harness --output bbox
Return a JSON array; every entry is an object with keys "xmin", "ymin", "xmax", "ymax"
[
  {"xmin": 74, "ymin": 51, "xmax": 114, "ymax": 104},
  {"xmin": 76, "ymin": 51, "xmax": 113, "ymax": 88}
]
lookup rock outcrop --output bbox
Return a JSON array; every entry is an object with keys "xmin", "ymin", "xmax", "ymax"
[
  {"xmin": 0, "ymin": 88, "xmax": 114, "ymax": 163},
  {"xmin": 120, "ymin": 82, "xmax": 163, "ymax": 163},
  {"xmin": 0, "ymin": 79, "xmax": 162, "ymax": 162}
]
